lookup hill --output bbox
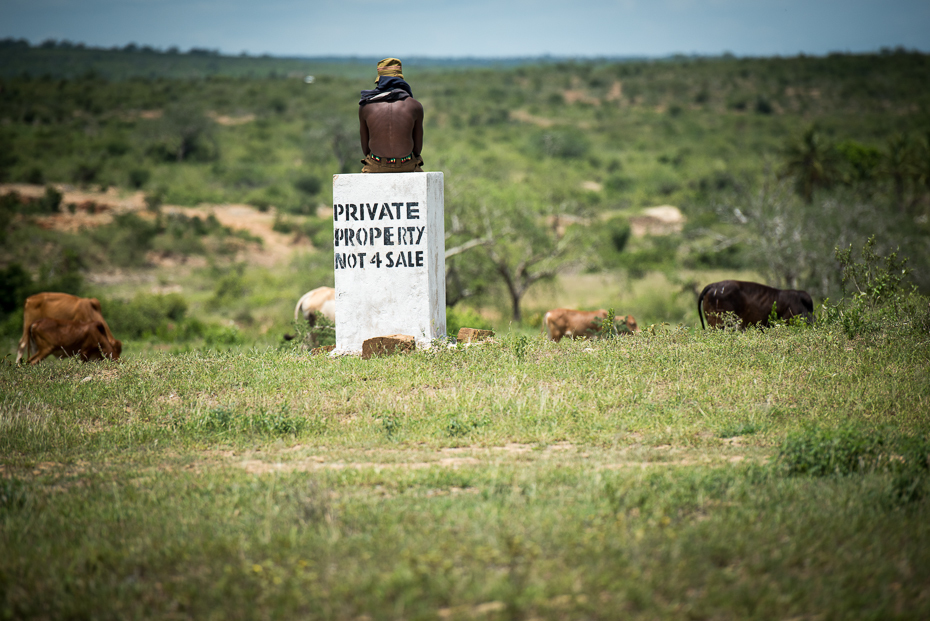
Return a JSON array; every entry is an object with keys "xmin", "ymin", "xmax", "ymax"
[{"xmin": 1, "ymin": 44, "xmax": 929, "ymax": 345}]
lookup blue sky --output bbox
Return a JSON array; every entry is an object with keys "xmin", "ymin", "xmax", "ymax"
[{"xmin": 2, "ymin": 0, "xmax": 928, "ymax": 58}]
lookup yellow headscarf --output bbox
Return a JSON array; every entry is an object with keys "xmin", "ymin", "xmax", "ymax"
[{"xmin": 375, "ymin": 58, "xmax": 403, "ymax": 83}]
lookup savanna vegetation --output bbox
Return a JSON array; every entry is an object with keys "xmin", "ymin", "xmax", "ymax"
[{"xmin": 1, "ymin": 41, "xmax": 929, "ymax": 619}]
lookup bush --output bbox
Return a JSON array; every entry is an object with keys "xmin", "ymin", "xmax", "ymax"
[
  {"xmin": 820, "ymin": 236, "xmax": 916, "ymax": 339},
  {"xmin": 605, "ymin": 174, "xmax": 633, "ymax": 193},
  {"xmin": 32, "ymin": 247, "xmax": 85, "ymax": 297},
  {"xmin": 777, "ymin": 425, "xmax": 884, "ymax": 477},
  {"xmin": 755, "ymin": 96, "xmax": 774, "ymax": 114},
  {"xmin": 604, "ymin": 215, "xmax": 631, "ymax": 254},
  {"xmin": 25, "ymin": 167, "xmax": 44, "ymax": 185},
  {"xmin": 687, "ymin": 241, "xmax": 749, "ymax": 270},
  {"xmin": 71, "ymin": 163, "xmax": 100, "ymax": 185},
  {"xmin": 128, "ymin": 168, "xmax": 150, "ymax": 189},
  {"xmin": 0, "ymin": 263, "xmax": 32, "ymax": 316},
  {"xmin": 294, "ymin": 175, "xmax": 322, "ymax": 196},
  {"xmin": 777, "ymin": 425, "xmax": 930, "ymax": 503},
  {"xmin": 97, "ymin": 212, "xmax": 161, "ymax": 266},
  {"xmin": 529, "ymin": 129, "xmax": 590, "ymax": 159},
  {"xmin": 208, "ymin": 265, "xmax": 247, "ymax": 309},
  {"xmin": 104, "ymin": 292, "xmax": 188, "ymax": 340},
  {"xmin": 203, "ymin": 324, "xmax": 243, "ymax": 346},
  {"xmin": 284, "ymin": 315, "xmax": 335, "ymax": 351}
]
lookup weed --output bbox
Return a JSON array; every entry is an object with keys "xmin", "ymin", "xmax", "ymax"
[
  {"xmin": 717, "ymin": 421, "xmax": 763, "ymax": 438},
  {"xmin": 777, "ymin": 425, "xmax": 884, "ymax": 476},
  {"xmin": 445, "ymin": 416, "xmax": 485, "ymax": 438},
  {"xmin": 199, "ymin": 406, "xmax": 235, "ymax": 432},
  {"xmin": 837, "ymin": 236, "xmax": 911, "ymax": 309},
  {"xmin": 381, "ymin": 415, "xmax": 400, "ymax": 438},
  {"xmin": 0, "ymin": 477, "xmax": 29, "ymax": 512},
  {"xmin": 249, "ymin": 404, "xmax": 305, "ymax": 436},
  {"xmin": 822, "ymin": 237, "xmax": 917, "ymax": 338},
  {"xmin": 511, "ymin": 334, "xmax": 529, "ymax": 362},
  {"xmin": 284, "ymin": 316, "xmax": 335, "ymax": 351}
]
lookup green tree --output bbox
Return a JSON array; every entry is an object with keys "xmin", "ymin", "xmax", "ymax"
[
  {"xmin": 470, "ymin": 191, "xmax": 589, "ymax": 323},
  {"xmin": 916, "ymin": 132, "xmax": 930, "ymax": 211},
  {"xmin": 325, "ymin": 119, "xmax": 359, "ymax": 174},
  {"xmin": 880, "ymin": 133, "xmax": 915, "ymax": 214},
  {"xmin": 782, "ymin": 126, "xmax": 839, "ymax": 203},
  {"xmin": 145, "ymin": 102, "xmax": 218, "ymax": 162}
]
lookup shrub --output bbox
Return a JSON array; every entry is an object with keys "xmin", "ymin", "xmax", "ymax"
[
  {"xmin": 208, "ymin": 264, "xmax": 247, "ymax": 309},
  {"xmin": 777, "ymin": 425, "xmax": 884, "ymax": 477},
  {"xmin": 777, "ymin": 425, "xmax": 930, "ymax": 503},
  {"xmin": 128, "ymin": 168, "xmax": 150, "ymax": 188},
  {"xmin": 604, "ymin": 215, "xmax": 631, "ymax": 254},
  {"xmin": 39, "ymin": 186, "xmax": 62, "ymax": 213},
  {"xmin": 104, "ymin": 292, "xmax": 188, "ymax": 339},
  {"xmin": 307, "ymin": 218, "xmax": 333, "ymax": 250},
  {"xmin": 820, "ymin": 236, "xmax": 916, "ymax": 339},
  {"xmin": 25, "ymin": 167, "xmax": 44, "ymax": 185},
  {"xmin": 605, "ymin": 174, "xmax": 633, "ymax": 193},
  {"xmin": 31, "ymin": 247, "xmax": 85, "ymax": 296},
  {"xmin": 529, "ymin": 129, "xmax": 590, "ymax": 159},
  {"xmin": 755, "ymin": 96, "xmax": 774, "ymax": 114},
  {"xmin": 0, "ymin": 263, "xmax": 32, "ymax": 316},
  {"xmin": 284, "ymin": 315, "xmax": 335, "ymax": 350},
  {"xmin": 71, "ymin": 163, "xmax": 100, "ymax": 185},
  {"xmin": 203, "ymin": 324, "xmax": 243, "ymax": 346},
  {"xmin": 294, "ymin": 175, "xmax": 322, "ymax": 196},
  {"xmin": 90, "ymin": 213, "xmax": 160, "ymax": 267}
]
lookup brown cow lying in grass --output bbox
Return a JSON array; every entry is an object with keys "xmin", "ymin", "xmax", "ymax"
[
  {"xmin": 544, "ymin": 308, "xmax": 639, "ymax": 342},
  {"xmin": 16, "ymin": 292, "xmax": 121, "ymax": 364},
  {"xmin": 698, "ymin": 280, "xmax": 814, "ymax": 329},
  {"xmin": 26, "ymin": 318, "xmax": 121, "ymax": 365}
]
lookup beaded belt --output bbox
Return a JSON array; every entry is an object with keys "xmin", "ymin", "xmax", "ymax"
[{"xmin": 369, "ymin": 153, "xmax": 414, "ymax": 164}]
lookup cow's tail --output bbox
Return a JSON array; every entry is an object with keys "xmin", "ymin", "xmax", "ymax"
[
  {"xmin": 28, "ymin": 323, "xmax": 37, "ymax": 356},
  {"xmin": 542, "ymin": 311, "xmax": 552, "ymax": 340},
  {"xmin": 697, "ymin": 284, "xmax": 712, "ymax": 330}
]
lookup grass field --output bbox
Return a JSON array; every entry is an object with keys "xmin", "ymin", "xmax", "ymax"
[
  {"xmin": 2, "ymin": 309, "xmax": 929, "ymax": 619},
  {"xmin": 1, "ymin": 46, "xmax": 929, "ymax": 619}
]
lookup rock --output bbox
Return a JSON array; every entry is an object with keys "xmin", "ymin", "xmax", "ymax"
[
  {"xmin": 361, "ymin": 334, "xmax": 415, "ymax": 360},
  {"xmin": 311, "ymin": 344, "xmax": 335, "ymax": 355},
  {"xmin": 456, "ymin": 327, "xmax": 494, "ymax": 344}
]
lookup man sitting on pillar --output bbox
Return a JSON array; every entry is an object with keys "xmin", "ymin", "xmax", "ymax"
[{"xmin": 358, "ymin": 58, "xmax": 424, "ymax": 173}]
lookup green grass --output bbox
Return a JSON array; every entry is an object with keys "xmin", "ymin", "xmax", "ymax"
[{"xmin": 2, "ymin": 317, "xmax": 928, "ymax": 619}]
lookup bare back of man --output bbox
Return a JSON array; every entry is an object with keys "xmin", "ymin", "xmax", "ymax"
[{"xmin": 359, "ymin": 97, "xmax": 423, "ymax": 163}]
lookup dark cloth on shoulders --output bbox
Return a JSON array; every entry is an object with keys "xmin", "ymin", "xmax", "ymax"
[{"xmin": 359, "ymin": 76, "xmax": 414, "ymax": 106}]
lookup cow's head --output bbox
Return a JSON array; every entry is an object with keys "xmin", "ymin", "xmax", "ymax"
[{"xmin": 780, "ymin": 291, "xmax": 815, "ymax": 325}]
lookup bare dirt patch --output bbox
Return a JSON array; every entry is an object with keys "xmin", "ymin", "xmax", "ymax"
[
  {"xmin": 629, "ymin": 205, "xmax": 686, "ymax": 237},
  {"xmin": 605, "ymin": 81, "xmax": 623, "ymax": 102},
  {"xmin": 207, "ymin": 111, "xmax": 256, "ymax": 126},
  {"xmin": 562, "ymin": 89, "xmax": 601, "ymax": 106},
  {"xmin": 1, "ymin": 183, "xmax": 312, "ymax": 267},
  {"xmin": 509, "ymin": 109, "xmax": 556, "ymax": 127}
]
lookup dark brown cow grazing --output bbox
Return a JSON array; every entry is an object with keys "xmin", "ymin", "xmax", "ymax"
[
  {"xmin": 544, "ymin": 308, "xmax": 639, "ymax": 342},
  {"xmin": 27, "ymin": 318, "xmax": 119, "ymax": 365},
  {"xmin": 698, "ymin": 280, "xmax": 814, "ymax": 329},
  {"xmin": 16, "ymin": 292, "xmax": 121, "ymax": 363}
]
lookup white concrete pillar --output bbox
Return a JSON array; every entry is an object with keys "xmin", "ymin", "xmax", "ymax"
[{"xmin": 332, "ymin": 172, "xmax": 446, "ymax": 353}]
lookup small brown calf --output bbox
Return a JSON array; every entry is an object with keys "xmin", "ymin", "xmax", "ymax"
[
  {"xmin": 544, "ymin": 308, "xmax": 639, "ymax": 342},
  {"xmin": 27, "ymin": 318, "xmax": 120, "ymax": 365}
]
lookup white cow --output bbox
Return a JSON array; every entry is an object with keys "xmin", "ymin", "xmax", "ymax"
[{"xmin": 294, "ymin": 286, "xmax": 336, "ymax": 326}]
